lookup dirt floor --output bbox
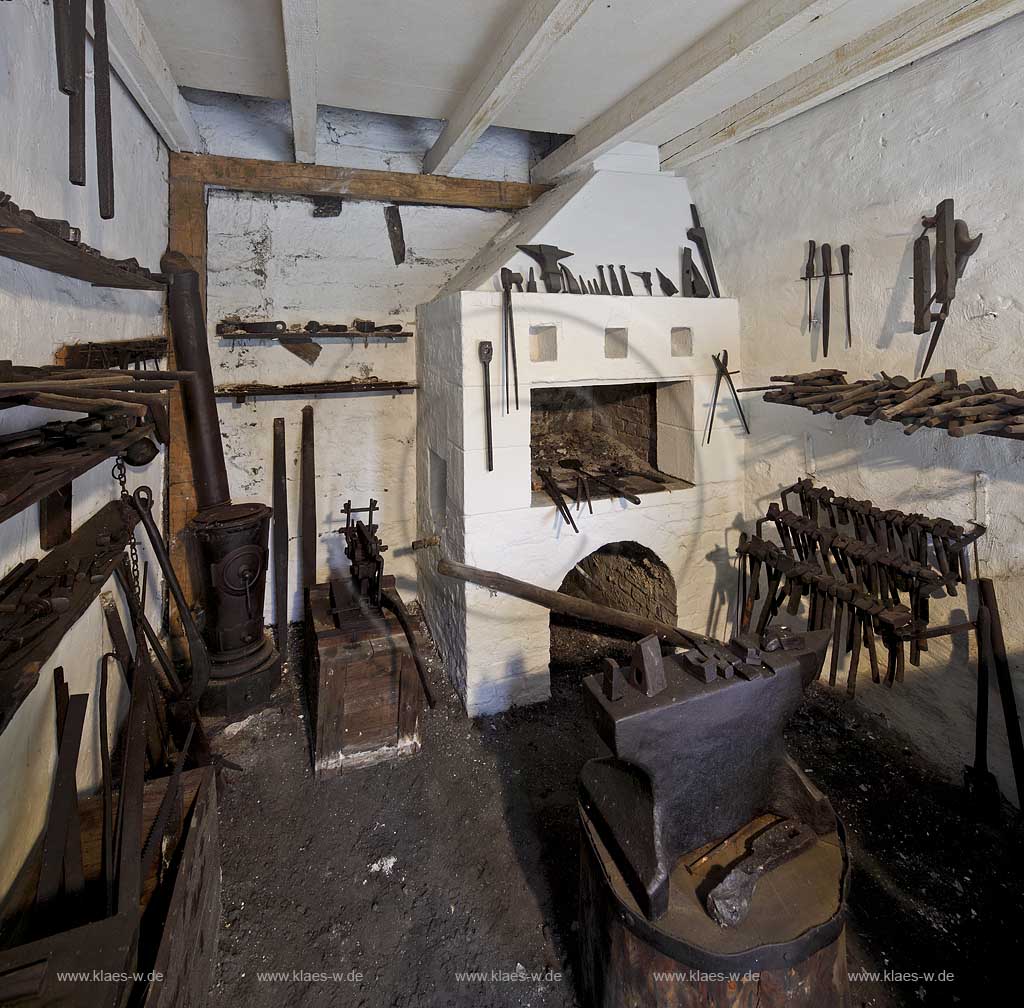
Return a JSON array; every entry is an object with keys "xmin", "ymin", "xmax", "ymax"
[{"xmin": 206, "ymin": 619, "xmax": 1023, "ymax": 1008}]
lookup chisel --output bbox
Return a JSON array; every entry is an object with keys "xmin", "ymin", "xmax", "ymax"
[
  {"xmin": 840, "ymin": 244, "xmax": 852, "ymax": 347},
  {"xmin": 608, "ymin": 265, "xmax": 622, "ymax": 296},
  {"xmin": 803, "ymin": 240, "xmax": 817, "ymax": 328},
  {"xmin": 820, "ymin": 244, "xmax": 832, "ymax": 358}
]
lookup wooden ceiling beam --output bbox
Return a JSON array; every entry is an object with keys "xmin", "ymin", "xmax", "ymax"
[
  {"xmin": 281, "ymin": 0, "xmax": 319, "ymax": 163},
  {"xmin": 659, "ymin": 0, "xmax": 1024, "ymax": 170},
  {"xmin": 531, "ymin": 0, "xmax": 848, "ymax": 183},
  {"xmin": 169, "ymin": 152, "xmax": 551, "ymax": 210},
  {"xmin": 422, "ymin": 0, "xmax": 594, "ymax": 176}
]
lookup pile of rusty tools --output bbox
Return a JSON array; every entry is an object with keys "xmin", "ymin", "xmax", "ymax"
[
  {"xmin": 705, "ymin": 349, "xmax": 750, "ymax": 444},
  {"xmin": 509, "ymin": 208, "xmax": 723, "ymax": 300},
  {"xmin": 535, "ymin": 459, "xmax": 649, "ymax": 532},
  {"xmin": 59, "ymin": 337, "xmax": 168, "ymax": 371},
  {"xmin": 762, "ymin": 369, "xmax": 1024, "ymax": 442},
  {"xmin": 0, "ymin": 195, "xmax": 164, "ymax": 285},
  {"xmin": 800, "ymin": 240, "xmax": 853, "ymax": 355},
  {"xmin": 0, "ymin": 642, "xmax": 207, "ymax": 1004},
  {"xmin": 49, "ymin": 0, "xmax": 115, "ymax": 217},
  {"xmin": 741, "ymin": 478, "xmax": 1024, "ymax": 812},
  {"xmin": 914, "ymin": 199, "xmax": 983, "ymax": 376},
  {"xmin": 216, "ymin": 318, "xmax": 410, "ymax": 362}
]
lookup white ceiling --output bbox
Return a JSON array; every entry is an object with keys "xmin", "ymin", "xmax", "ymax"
[{"xmin": 139, "ymin": 1, "xmax": 938, "ymax": 150}]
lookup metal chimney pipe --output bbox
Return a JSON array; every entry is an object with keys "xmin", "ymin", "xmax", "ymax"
[{"xmin": 161, "ymin": 250, "xmax": 230, "ymax": 511}]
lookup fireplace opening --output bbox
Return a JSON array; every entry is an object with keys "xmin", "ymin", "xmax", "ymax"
[
  {"xmin": 530, "ymin": 383, "xmax": 692, "ymax": 501},
  {"xmin": 550, "ymin": 542, "xmax": 677, "ymax": 674}
]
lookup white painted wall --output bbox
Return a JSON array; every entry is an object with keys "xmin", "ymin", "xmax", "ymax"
[
  {"xmin": 191, "ymin": 94, "xmax": 551, "ymax": 619},
  {"xmin": 685, "ymin": 15, "xmax": 1024, "ymax": 804},
  {"xmin": 0, "ymin": 2, "xmax": 168, "ymax": 900},
  {"xmin": 182, "ymin": 89, "xmax": 552, "ymax": 182}
]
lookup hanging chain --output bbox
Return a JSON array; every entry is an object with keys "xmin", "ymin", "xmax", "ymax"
[{"xmin": 112, "ymin": 456, "xmax": 142, "ymax": 599}]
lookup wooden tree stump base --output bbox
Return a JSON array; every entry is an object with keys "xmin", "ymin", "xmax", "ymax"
[{"xmin": 578, "ymin": 805, "xmax": 851, "ymax": 1007}]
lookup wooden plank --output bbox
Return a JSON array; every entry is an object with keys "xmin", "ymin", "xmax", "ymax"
[
  {"xmin": 169, "ymin": 152, "xmax": 551, "ymax": 210},
  {"xmin": 143, "ymin": 768, "xmax": 220, "ymax": 1008},
  {"xmin": 532, "ymin": 0, "xmax": 848, "ymax": 183},
  {"xmin": 85, "ymin": 0, "xmax": 203, "ymax": 153},
  {"xmin": 659, "ymin": 0, "xmax": 1024, "ymax": 170},
  {"xmin": 422, "ymin": 0, "xmax": 594, "ymax": 176},
  {"xmin": 0, "ymin": 501, "xmax": 139, "ymax": 735},
  {"xmin": 281, "ymin": 0, "xmax": 319, "ymax": 164}
]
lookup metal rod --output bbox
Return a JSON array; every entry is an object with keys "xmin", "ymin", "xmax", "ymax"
[
  {"xmin": 68, "ymin": 0, "xmax": 86, "ymax": 186},
  {"xmin": 273, "ymin": 417, "xmax": 290, "ymax": 664},
  {"xmin": 436, "ymin": 556, "xmax": 706, "ymax": 650},
  {"xmin": 93, "ymin": 0, "xmax": 115, "ymax": 219},
  {"xmin": 300, "ymin": 405, "xmax": 316, "ymax": 591}
]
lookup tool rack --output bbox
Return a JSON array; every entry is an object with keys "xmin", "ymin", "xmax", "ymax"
[{"xmin": 215, "ymin": 380, "xmax": 418, "ymax": 403}]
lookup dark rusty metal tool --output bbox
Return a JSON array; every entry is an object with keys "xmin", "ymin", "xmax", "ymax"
[
  {"xmin": 803, "ymin": 240, "xmax": 817, "ymax": 327},
  {"xmin": 840, "ymin": 244, "xmax": 852, "ymax": 347},
  {"xmin": 820, "ymin": 244, "xmax": 832, "ymax": 358},
  {"xmin": 559, "ymin": 458, "xmax": 641, "ymax": 506},
  {"xmin": 560, "ymin": 265, "xmax": 582, "ymax": 294},
  {"xmin": 128, "ymin": 486, "xmax": 212, "ymax": 698},
  {"xmin": 384, "ymin": 205, "xmax": 406, "ymax": 264},
  {"xmin": 680, "ymin": 247, "xmax": 710, "ymax": 298},
  {"xmin": 584, "ymin": 630, "xmax": 833, "ymax": 921},
  {"xmin": 68, "ymin": 0, "xmax": 87, "ymax": 187},
  {"xmin": 537, "ymin": 468, "xmax": 579, "ymax": 533},
  {"xmin": 687, "ymin": 203, "xmax": 720, "ymax": 297},
  {"xmin": 301, "ymin": 405, "xmax": 317, "ymax": 593},
  {"xmin": 631, "ymin": 271, "xmax": 654, "ymax": 296},
  {"xmin": 100, "ymin": 653, "xmax": 115, "ymax": 914},
  {"xmin": 705, "ymin": 818, "xmax": 816, "ymax": 927},
  {"xmin": 93, "ymin": 0, "xmax": 114, "ymax": 219},
  {"xmin": 51, "ymin": 0, "xmax": 74, "ymax": 95},
  {"xmin": 705, "ymin": 350, "xmax": 749, "ymax": 443},
  {"xmin": 963, "ymin": 605, "xmax": 1001, "ymax": 816},
  {"xmin": 656, "ymin": 269, "xmax": 678, "ymax": 297},
  {"xmin": 619, "ymin": 266, "xmax": 633, "ymax": 296},
  {"xmin": 500, "ymin": 268, "xmax": 522, "ymax": 412},
  {"xmin": 272, "ymin": 418, "xmax": 289, "ymax": 665},
  {"xmin": 597, "ymin": 265, "xmax": 611, "ymax": 295},
  {"xmin": 380, "ymin": 586, "xmax": 437, "ymax": 709},
  {"xmin": 516, "ymin": 244, "xmax": 572, "ymax": 292},
  {"xmin": 608, "ymin": 265, "xmax": 622, "ymax": 296},
  {"xmin": 478, "ymin": 342, "xmax": 494, "ymax": 471},
  {"xmin": 526, "ymin": 267, "xmax": 538, "ymax": 292},
  {"xmin": 578, "ymin": 272, "xmax": 589, "ymax": 294}
]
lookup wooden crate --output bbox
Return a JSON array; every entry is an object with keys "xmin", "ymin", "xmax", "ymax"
[{"xmin": 307, "ymin": 576, "xmax": 422, "ymax": 777}]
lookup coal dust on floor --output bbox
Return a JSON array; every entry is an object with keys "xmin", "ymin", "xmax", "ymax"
[{"xmin": 206, "ymin": 633, "xmax": 1021, "ymax": 1008}]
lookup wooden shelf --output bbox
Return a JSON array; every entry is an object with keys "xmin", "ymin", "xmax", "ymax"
[
  {"xmin": 0, "ymin": 500, "xmax": 139, "ymax": 735},
  {"xmin": 0, "ymin": 423, "xmax": 156, "ymax": 528},
  {"xmin": 0, "ymin": 201, "xmax": 165, "ymax": 291},
  {"xmin": 215, "ymin": 380, "xmax": 418, "ymax": 402}
]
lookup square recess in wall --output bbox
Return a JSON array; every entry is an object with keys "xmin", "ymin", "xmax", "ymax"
[
  {"xmin": 671, "ymin": 327, "xmax": 693, "ymax": 357},
  {"xmin": 604, "ymin": 327, "xmax": 628, "ymax": 359},
  {"xmin": 529, "ymin": 325, "xmax": 558, "ymax": 362}
]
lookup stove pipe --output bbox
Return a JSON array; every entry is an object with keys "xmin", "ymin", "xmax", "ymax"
[{"xmin": 161, "ymin": 251, "xmax": 280, "ymax": 714}]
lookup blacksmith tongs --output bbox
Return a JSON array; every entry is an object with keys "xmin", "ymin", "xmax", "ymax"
[{"xmin": 705, "ymin": 349, "xmax": 750, "ymax": 445}]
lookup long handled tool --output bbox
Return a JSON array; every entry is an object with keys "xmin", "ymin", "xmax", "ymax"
[
  {"xmin": 93, "ymin": 0, "xmax": 115, "ymax": 219},
  {"xmin": 128, "ymin": 486, "xmax": 213, "ymax": 697},
  {"xmin": 272, "ymin": 418, "xmax": 289, "ymax": 664},
  {"xmin": 840, "ymin": 244, "xmax": 853, "ymax": 347},
  {"xmin": 559, "ymin": 458, "xmax": 641, "ymax": 506},
  {"xmin": 687, "ymin": 204, "xmax": 721, "ymax": 297},
  {"xmin": 537, "ymin": 468, "xmax": 579, "ymax": 533},
  {"xmin": 68, "ymin": 0, "xmax": 87, "ymax": 187},
  {"xmin": 705, "ymin": 350, "xmax": 749, "ymax": 444},
  {"xmin": 820, "ymin": 244, "xmax": 832, "ymax": 358},
  {"xmin": 301, "ymin": 405, "xmax": 317, "ymax": 592},
  {"xmin": 500, "ymin": 268, "xmax": 522, "ymax": 412},
  {"xmin": 478, "ymin": 342, "xmax": 494, "ymax": 471},
  {"xmin": 803, "ymin": 241, "xmax": 817, "ymax": 328}
]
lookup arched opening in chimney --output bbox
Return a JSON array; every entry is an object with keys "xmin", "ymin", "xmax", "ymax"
[{"xmin": 550, "ymin": 542, "xmax": 677, "ymax": 677}]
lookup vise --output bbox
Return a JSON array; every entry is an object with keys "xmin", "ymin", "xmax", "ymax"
[{"xmin": 580, "ymin": 626, "xmax": 834, "ymax": 922}]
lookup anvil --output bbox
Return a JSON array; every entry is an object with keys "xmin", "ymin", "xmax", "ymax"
[{"xmin": 580, "ymin": 627, "xmax": 833, "ymax": 921}]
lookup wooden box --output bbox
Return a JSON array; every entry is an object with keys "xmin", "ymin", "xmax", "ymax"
[{"xmin": 307, "ymin": 575, "xmax": 422, "ymax": 777}]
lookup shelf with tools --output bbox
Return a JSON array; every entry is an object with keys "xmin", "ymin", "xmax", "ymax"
[
  {"xmin": 0, "ymin": 196, "xmax": 165, "ymax": 291},
  {"xmin": 0, "ymin": 500, "xmax": 139, "ymax": 735},
  {"xmin": 762, "ymin": 369, "xmax": 1024, "ymax": 442},
  {"xmin": 215, "ymin": 380, "xmax": 418, "ymax": 403},
  {"xmin": 215, "ymin": 319, "xmax": 413, "ymax": 365}
]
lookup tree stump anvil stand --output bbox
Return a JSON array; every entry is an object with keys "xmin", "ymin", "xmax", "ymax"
[{"xmin": 578, "ymin": 804, "xmax": 852, "ymax": 1007}]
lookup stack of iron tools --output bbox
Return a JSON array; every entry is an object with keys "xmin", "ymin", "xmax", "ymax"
[
  {"xmin": 48, "ymin": 0, "xmax": 116, "ymax": 217},
  {"xmin": 800, "ymin": 240, "xmax": 853, "ymax": 356},
  {"xmin": 216, "ymin": 318, "xmax": 411, "ymax": 362},
  {"xmin": 763, "ymin": 369, "xmax": 1024, "ymax": 441},
  {"xmin": 738, "ymin": 478, "xmax": 986, "ymax": 698}
]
